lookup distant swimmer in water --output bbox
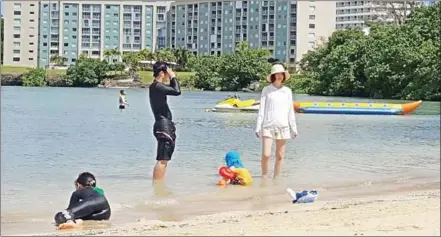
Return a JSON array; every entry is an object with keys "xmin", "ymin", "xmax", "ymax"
[
  {"xmin": 119, "ymin": 90, "xmax": 129, "ymax": 111},
  {"xmin": 54, "ymin": 172, "xmax": 111, "ymax": 230}
]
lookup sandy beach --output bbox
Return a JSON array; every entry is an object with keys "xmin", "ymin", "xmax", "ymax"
[{"xmin": 28, "ymin": 187, "xmax": 440, "ymax": 236}]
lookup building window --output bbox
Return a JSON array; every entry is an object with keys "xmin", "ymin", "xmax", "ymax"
[
  {"xmin": 13, "ymin": 42, "xmax": 20, "ymax": 47},
  {"xmin": 14, "ymin": 3, "xmax": 21, "ymax": 9},
  {"xmin": 14, "ymin": 19, "xmax": 21, "ymax": 24},
  {"xmin": 13, "ymin": 49, "xmax": 20, "ymax": 54},
  {"xmin": 308, "ymin": 33, "xmax": 315, "ymax": 38},
  {"xmin": 30, "ymin": 35, "xmax": 35, "ymax": 38},
  {"xmin": 309, "ymin": 6, "xmax": 315, "ymax": 11},
  {"xmin": 65, "ymin": 12, "xmax": 69, "ymax": 16},
  {"xmin": 309, "ymin": 15, "xmax": 315, "ymax": 20},
  {"xmin": 14, "ymin": 11, "xmax": 21, "ymax": 15},
  {"xmin": 29, "ymin": 58, "xmax": 34, "ymax": 61},
  {"xmin": 13, "ymin": 34, "xmax": 20, "ymax": 39},
  {"xmin": 29, "ymin": 50, "xmax": 34, "ymax": 53},
  {"xmin": 309, "ymin": 23, "xmax": 315, "ymax": 29},
  {"xmin": 13, "ymin": 57, "xmax": 20, "ymax": 62},
  {"xmin": 30, "ymin": 11, "xmax": 35, "ymax": 14},
  {"xmin": 30, "ymin": 19, "xmax": 35, "ymax": 22},
  {"xmin": 14, "ymin": 26, "xmax": 21, "ymax": 31}
]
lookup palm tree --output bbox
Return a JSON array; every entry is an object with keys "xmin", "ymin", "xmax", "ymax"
[
  {"xmin": 172, "ymin": 47, "xmax": 193, "ymax": 70},
  {"xmin": 49, "ymin": 54, "xmax": 68, "ymax": 66},
  {"xmin": 153, "ymin": 48, "xmax": 176, "ymax": 63},
  {"xmin": 103, "ymin": 49, "xmax": 113, "ymax": 63},
  {"xmin": 110, "ymin": 48, "xmax": 121, "ymax": 62}
]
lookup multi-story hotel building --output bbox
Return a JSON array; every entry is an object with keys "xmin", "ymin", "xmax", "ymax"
[
  {"xmin": 336, "ymin": 0, "xmax": 425, "ymax": 29},
  {"xmin": 168, "ymin": 0, "xmax": 336, "ymax": 64},
  {"xmin": 3, "ymin": 1, "xmax": 171, "ymax": 68},
  {"xmin": 3, "ymin": 0, "xmax": 336, "ymax": 67}
]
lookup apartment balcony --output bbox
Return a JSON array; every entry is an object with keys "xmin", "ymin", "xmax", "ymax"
[
  {"xmin": 91, "ymin": 43, "xmax": 100, "ymax": 48},
  {"xmin": 123, "ymin": 8, "xmax": 131, "ymax": 13},
  {"xmin": 92, "ymin": 16, "xmax": 100, "ymax": 20},
  {"xmin": 92, "ymin": 31, "xmax": 100, "ymax": 35},
  {"xmin": 134, "ymin": 16, "xmax": 141, "ymax": 21},
  {"xmin": 133, "ymin": 25, "xmax": 140, "ymax": 29},
  {"xmin": 123, "ymin": 24, "xmax": 131, "ymax": 28}
]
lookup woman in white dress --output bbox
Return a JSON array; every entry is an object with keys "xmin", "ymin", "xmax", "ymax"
[{"xmin": 255, "ymin": 64, "xmax": 298, "ymax": 179}]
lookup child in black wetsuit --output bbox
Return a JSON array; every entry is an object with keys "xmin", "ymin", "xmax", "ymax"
[{"xmin": 54, "ymin": 172, "xmax": 111, "ymax": 229}]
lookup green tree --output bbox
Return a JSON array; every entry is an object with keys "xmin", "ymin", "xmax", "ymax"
[
  {"xmin": 153, "ymin": 48, "xmax": 176, "ymax": 62},
  {"xmin": 218, "ymin": 41, "xmax": 271, "ymax": 91},
  {"xmin": 64, "ymin": 58, "xmax": 110, "ymax": 87},
  {"xmin": 50, "ymin": 54, "xmax": 68, "ymax": 66},
  {"xmin": 21, "ymin": 68, "xmax": 47, "ymax": 87},
  {"xmin": 78, "ymin": 53, "xmax": 89, "ymax": 60},
  {"xmin": 192, "ymin": 56, "xmax": 222, "ymax": 90},
  {"xmin": 297, "ymin": 2, "xmax": 440, "ymax": 101},
  {"xmin": 138, "ymin": 48, "xmax": 154, "ymax": 61},
  {"xmin": 122, "ymin": 52, "xmax": 141, "ymax": 71},
  {"xmin": 172, "ymin": 47, "xmax": 194, "ymax": 70}
]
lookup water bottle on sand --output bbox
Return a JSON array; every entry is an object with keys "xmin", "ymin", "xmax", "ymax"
[{"xmin": 286, "ymin": 188, "xmax": 318, "ymax": 204}]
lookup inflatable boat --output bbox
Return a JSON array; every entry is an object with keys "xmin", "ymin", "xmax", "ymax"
[{"xmin": 293, "ymin": 100, "xmax": 422, "ymax": 115}]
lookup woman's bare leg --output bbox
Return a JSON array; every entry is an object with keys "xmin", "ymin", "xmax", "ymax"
[
  {"xmin": 274, "ymin": 139, "xmax": 287, "ymax": 179},
  {"xmin": 261, "ymin": 136, "xmax": 273, "ymax": 178}
]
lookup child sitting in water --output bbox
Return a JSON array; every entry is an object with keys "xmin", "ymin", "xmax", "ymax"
[
  {"xmin": 218, "ymin": 151, "xmax": 253, "ymax": 186},
  {"xmin": 54, "ymin": 172, "xmax": 111, "ymax": 230}
]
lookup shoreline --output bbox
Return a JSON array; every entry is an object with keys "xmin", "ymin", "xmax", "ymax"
[{"xmin": 21, "ymin": 186, "xmax": 441, "ymax": 236}]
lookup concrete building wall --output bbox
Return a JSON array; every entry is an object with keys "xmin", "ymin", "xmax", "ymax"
[{"xmin": 4, "ymin": 1, "xmax": 40, "ymax": 67}]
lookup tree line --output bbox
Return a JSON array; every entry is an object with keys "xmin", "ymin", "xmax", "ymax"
[
  {"xmin": 17, "ymin": 3, "xmax": 440, "ymax": 100},
  {"xmin": 298, "ymin": 2, "xmax": 440, "ymax": 101}
]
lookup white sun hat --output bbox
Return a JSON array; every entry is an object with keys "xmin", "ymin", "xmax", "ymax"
[{"xmin": 266, "ymin": 64, "xmax": 291, "ymax": 83}]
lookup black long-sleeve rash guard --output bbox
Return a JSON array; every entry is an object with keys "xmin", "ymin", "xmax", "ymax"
[{"xmin": 149, "ymin": 77, "xmax": 181, "ymax": 121}]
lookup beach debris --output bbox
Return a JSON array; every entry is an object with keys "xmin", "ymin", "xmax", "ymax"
[{"xmin": 286, "ymin": 188, "xmax": 318, "ymax": 204}]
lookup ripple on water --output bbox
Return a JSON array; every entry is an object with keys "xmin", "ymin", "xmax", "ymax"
[{"xmin": 1, "ymin": 87, "xmax": 439, "ymax": 234}]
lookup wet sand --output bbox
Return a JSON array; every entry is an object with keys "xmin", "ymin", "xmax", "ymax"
[{"xmin": 26, "ymin": 187, "xmax": 440, "ymax": 236}]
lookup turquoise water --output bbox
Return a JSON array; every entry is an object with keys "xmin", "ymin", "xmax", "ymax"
[{"xmin": 1, "ymin": 87, "xmax": 440, "ymax": 235}]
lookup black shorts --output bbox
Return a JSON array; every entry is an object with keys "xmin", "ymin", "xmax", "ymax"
[
  {"xmin": 153, "ymin": 119, "xmax": 176, "ymax": 161},
  {"xmin": 119, "ymin": 105, "xmax": 125, "ymax": 109}
]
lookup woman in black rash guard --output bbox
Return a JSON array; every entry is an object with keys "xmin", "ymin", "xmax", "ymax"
[
  {"xmin": 54, "ymin": 172, "xmax": 111, "ymax": 229},
  {"xmin": 149, "ymin": 62, "xmax": 181, "ymax": 182}
]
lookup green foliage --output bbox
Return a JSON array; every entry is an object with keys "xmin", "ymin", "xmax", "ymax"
[
  {"xmin": 21, "ymin": 68, "xmax": 47, "ymax": 87},
  {"xmin": 172, "ymin": 47, "xmax": 195, "ymax": 70},
  {"xmin": 298, "ymin": 3, "xmax": 440, "ymax": 101},
  {"xmin": 190, "ymin": 41, "xmax": 272, "ymax": 91},
  {"xmin": 50, "ymin": 55, "xmax": 68, "ymax": 66},
  {"xmin": 191, "ymin": 56, "xmax": 222, "ymax": 90},
  {"xmin": 64, "ymin": 58, "xmax": 110, "ymax": 87}
]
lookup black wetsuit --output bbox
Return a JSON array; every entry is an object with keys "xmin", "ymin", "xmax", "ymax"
[
  {"xmin": 54, "ymin": 187, "xmax": 111, "ymax": 225},
  {"xmin": 149, "ymin": 77, "xmax": 181, "ymax": 161}
]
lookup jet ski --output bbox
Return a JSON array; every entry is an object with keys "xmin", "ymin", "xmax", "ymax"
[{"xmin": 212, "ymin": 95, "xmax": 260, "ymax": 112}]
